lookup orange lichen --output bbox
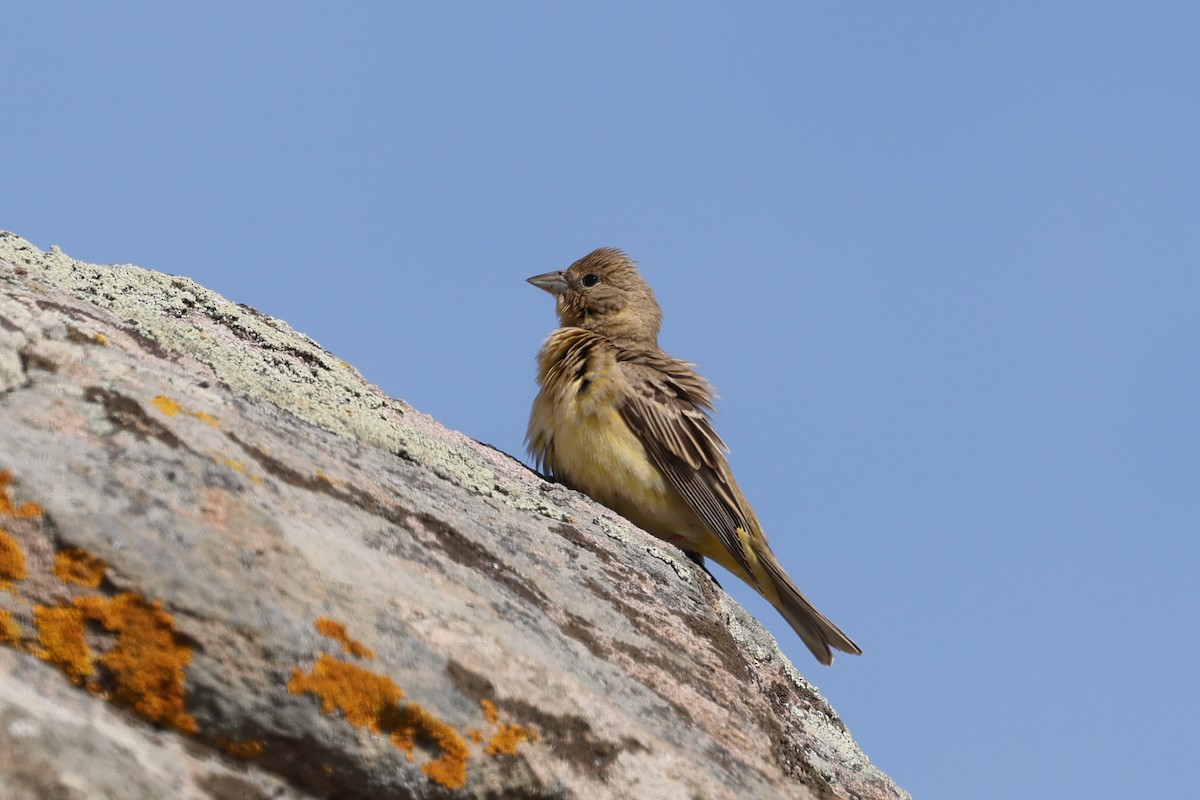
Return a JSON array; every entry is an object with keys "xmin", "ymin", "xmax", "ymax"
[
  {"xmin": 211, "ymin": 455, "xmax": 246, "ymax": 473},
  {"xmin": 0, "ymin": 610, "xmax": 22, "ymax": 644},
  {"xmin": 218, "ymin": 738, "xmax": 265, "ymax": 759},
  {"xmin": 151, "ymin": 395, "xmax": 183, "ymax": 416},
  {"xmin": 390, "ymin": 704, "xmax": 469, "ymax": 789},
  {"xmin": 34, "ymin": 604, "xmax": 94, "ymax": 684},
  {"xmin": 0, "ymin": 495, "xmax": 196, "ymax": 736},
  {"xmin": 289, "ymin": 653, "xmax": 469, "ymax": 790},
  {"xmin": 190, "ymin": 410, "xmax": 219, "ymax": 427},
  {"xmin": 0, "ymin": 471, "xmax": 42, "ymax": 517},
  {"xmin": 0, "ymin": 529, "xmax": 27, "ymax": 590},
  {"xmin": 480, "ymin": 698, "xmax": 538, "ymax": 756},
  {"xmin": 486, "ymin": 723, "xmax": 538, "ymax": 756},
  {"xmin": 289, "ymin": 654, "xmax": 404, "ymax": 730},
  {"xmin": 93, "ymin": 332, "xmax": 109, "ymax": 346},
  {"xmin": 466, "ymin": 728, "xmax": 484, "ymax": 744},
  {"xmin": 210, "ymin": 454, "xmax": 261, "ymax": 485},
  {"xmin": 152, "ymin": 395, "xmax": 219, "ymax": 427},
  {"xmin": 314, "ymin": 617, "xmax": 375, "ymax": 660},
  {"xmin": 76, "ymin": 594, "xmax": 198, "ymax": 733},
  {"xmin": 53, "ymin": 546, "xmax": 107, "ymax": 588}
]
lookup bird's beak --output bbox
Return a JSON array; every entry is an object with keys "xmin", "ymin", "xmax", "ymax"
[{"xmin": 526, "ymin": 271, "xmax": 569, "ymax": 296}]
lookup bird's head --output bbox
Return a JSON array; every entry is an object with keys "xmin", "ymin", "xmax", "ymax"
[{"xmin": 527, "ymin": 248, "xmax": 663, "ymax": 347}]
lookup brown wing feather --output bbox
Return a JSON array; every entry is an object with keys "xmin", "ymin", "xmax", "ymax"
[{"xmin": 616, "ymin": 351, "xmax": 762, "ymax": 585}]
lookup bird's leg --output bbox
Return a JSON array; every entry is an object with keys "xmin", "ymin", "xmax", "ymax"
[{"xmin": 683, "ymin": 550, "xmax": 723, "ymax": 589}]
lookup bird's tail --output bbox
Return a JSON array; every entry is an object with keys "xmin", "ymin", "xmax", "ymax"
[{"xmin": 758, "ymin": 549, "xmax": 862, "ymax": 666}]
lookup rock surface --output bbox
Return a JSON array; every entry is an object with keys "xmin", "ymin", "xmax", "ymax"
[{"xmin": 0, "ymin": 231, "xmax": 908, "ymax": 800}]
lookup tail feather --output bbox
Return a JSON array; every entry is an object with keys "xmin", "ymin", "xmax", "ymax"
[
  {"xmin": 687, "ymin": 530, "xmax": 861, "ymax": 665},
  {"xmin": 760, "ymin": 552, "xmax": 861, "ymax": 666}
]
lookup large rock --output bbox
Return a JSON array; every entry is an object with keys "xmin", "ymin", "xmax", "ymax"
[{"xmin": 0, "ymin": 231, "xmax": 908, "ymax": 800}]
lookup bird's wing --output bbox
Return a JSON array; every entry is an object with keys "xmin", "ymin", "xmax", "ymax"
[{"xmin": 616, "ymin": 352, "xmax": 761, "ymax": 585}]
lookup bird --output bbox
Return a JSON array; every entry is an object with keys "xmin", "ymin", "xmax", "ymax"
[{"xmin": 525, "ymin": 247, "xmax": 862, "ymax": 665}]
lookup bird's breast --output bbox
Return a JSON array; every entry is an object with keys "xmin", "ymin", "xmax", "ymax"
[{"xmin": 528, "ymin": 330, "xmax": 687, "ymax": 536}]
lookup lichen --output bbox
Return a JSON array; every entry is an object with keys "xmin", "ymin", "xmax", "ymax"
[
  {"xmin": 314, "ymin": 616, "xmax": 375, "ymax": 660},
  {"xmin": 391, "ymin": 703, "xmax": 469, "ymax": 789},
  {"xmin": 211, "ymin": 454, "xmax": 245, "ymax": 473},
  {"xmin": 0, "ymin": 489, "xmax": 195, "ymax": 735},
  {"xmin": 0, "ymin": 471, "xmax": 42, "ymax": 517},
  {"xmin": 152, "ymin": 395, "xmax": 218, "ymax": 427},
  {"xmin": 0, "ymin": 529, "xmax": 27, "ymax": 590},
  {"xmin": 288, "ymin": 654, "xmax": 403, "ymax": 730},
  {"xmin": 33, "ymin": 604, "xmax": 94, "ymax": 684},
  {"xmin": 75, "ymin": 593, "xmax": 198, "ymax": 733},
  {"xmin": 289, "ymin": 653, "xmax": 469, "ymax": 790},
  {"xmin": 190, "ymin": 410, "xmax": 219, "ymax": 427},
  {"xmin": 218, "ymin": 738, "xmax": 265, "ymax": 759},
  {"xmin": 480, "ymin": 698, "xmax": 539, "ymax": 756},
  {"xmin": 486, "ymin": 725, "xmax": 538, "ymax": 757},
  {"xmin": 151, "ymin": 395, "xmax": 183, "ymax": 416},
  {"xmin": 209, "ymin": 454, "xmax": 262, "ymax": 485},
  {"xmin": 53, "ymin": 546, "xmax": 107, "ymax": 588},
  {"xmin": 0, "ymin": 610, "xmax": 22, "ymax": 644}
]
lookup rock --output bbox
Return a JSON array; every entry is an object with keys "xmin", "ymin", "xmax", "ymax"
[{"xmin": 0, "ymin": 231, "xmax": 908, "ymax": 800}]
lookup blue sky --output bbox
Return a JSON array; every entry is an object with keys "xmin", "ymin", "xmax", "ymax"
[{"xmin": 5, "ymin": 3, "xmax": 1198, "ymax": 797}]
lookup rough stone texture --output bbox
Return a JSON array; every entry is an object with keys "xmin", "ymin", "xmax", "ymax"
[{"xmin": 0, "ymin": 231, "xmax": 908, "ymax": 800}]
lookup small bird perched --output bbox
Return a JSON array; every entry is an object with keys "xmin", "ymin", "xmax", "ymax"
[{"xmin": 526, "ymin": 248, "xmax": 861, "ymax": 665}]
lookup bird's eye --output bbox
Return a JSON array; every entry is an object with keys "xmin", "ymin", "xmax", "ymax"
[{"xmin": 581, "ymin": 274, "xmax": 599, "ymax": 287}]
